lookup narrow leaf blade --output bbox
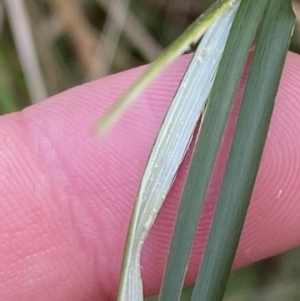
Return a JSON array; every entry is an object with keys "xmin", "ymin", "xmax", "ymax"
[
  {"xmin": 191, "ymin": 1, "xmax": 295, "ymax": 300},
  {"xmin": 116, "ymin": 4, "xmax": 240, "ymax": 301},
  {"xmin": 159, "ymin": 1, "xmax": 270, "ymax": 300}
]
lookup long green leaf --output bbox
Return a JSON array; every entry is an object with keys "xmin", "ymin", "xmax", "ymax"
[
  {"xmin": 158, "ymin": 1, "xmax": 270, "ymax": 301},
  {"xmin": 191, "ymin": 1, "xmax": 295, "ymax": 300},
  {"xmin": 116, "ymin": 4, "xmax": 241, "ymax": 301}
]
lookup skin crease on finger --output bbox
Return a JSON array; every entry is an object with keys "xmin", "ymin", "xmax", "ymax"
[{"xmin": 0, "ymin": 52, "xmax": 299, "ymax": 301}]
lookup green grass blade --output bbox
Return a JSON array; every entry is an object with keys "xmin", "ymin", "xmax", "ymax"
[
  {"xmin": 191, "ymin": 1, "xmax": 295, "ymax": 301},
  {"xmin": 116, "ymin": 4, "xmax": 241, "ymax": 301},
  {"xmin": 95, "ymin": 0, "xmax": 239, "ymax": 133},
  {"xmin": 158, "ymin": 1, "xmax": 270, "ymax": 301}
]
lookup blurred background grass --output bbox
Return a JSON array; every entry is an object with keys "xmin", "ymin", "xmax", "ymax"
[
  {"xmin": 1, "ymin": 0, "xmax": 300, "ymax": 300},
  {"xmin": 0, "ymin": 0, "xmax": 214, "ymax": 112}
]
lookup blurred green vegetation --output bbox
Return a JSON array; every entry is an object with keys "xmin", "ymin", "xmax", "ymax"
[
  {"xmin": 147, "ymin": 248, "xmax": 300, "ymax": 301},
  {"xmin": 1, "ymin": 0, "xmax": 300, "ymax": 300}
]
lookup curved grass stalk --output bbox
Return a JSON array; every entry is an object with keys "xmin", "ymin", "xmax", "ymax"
[
  {"xmin": 117, "ymin": 2, "xmax": 241, "ymax": 301},
  {"xmin": 96, "ymin": 0, "xmax": 239, "ymax": 133}
]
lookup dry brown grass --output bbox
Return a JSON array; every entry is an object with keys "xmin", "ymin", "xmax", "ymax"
[{"xmin": 0, "ymin": 0, "xmax": 209, "ymax": 109}]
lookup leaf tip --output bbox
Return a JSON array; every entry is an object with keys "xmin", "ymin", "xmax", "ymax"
[{"xmin": 94, "ymin": 115, "xmax": 114, "ymax": 135}]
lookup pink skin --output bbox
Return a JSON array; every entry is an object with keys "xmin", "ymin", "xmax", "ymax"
[{"xmin": 0, "ymin": 52, "xmax": 299, "ymax": 301}]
